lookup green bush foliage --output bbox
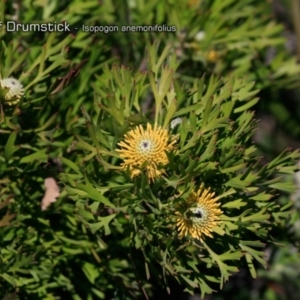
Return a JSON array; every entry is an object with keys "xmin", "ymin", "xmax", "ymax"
[{"xmin": 1, "ymin": 0, "xmax": 300, "ymax": 299}]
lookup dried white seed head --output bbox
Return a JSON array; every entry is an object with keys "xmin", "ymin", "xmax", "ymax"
[
  {"xmin": 0, "ymin": 77, "xmax": 25, "ymax": 106},
  {"xmin": 170, "ymin": 117, "xmax": 182, "ymax": 129},
  {"xmin": 194, "ymin": 31, "xmax": 205, "ymax": 41}
]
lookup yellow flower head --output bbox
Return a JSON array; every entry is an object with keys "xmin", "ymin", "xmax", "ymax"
[
  {"xmin": 176, "ymin": 184, "xmax": 222, "ymax": 241},
  {"xmin": 0, "ymin": 77, "xmax": 24, "ymax": 106},
  {"xmin": 116, "ymin": 123, "xmax": 176, "ymax": 181}
]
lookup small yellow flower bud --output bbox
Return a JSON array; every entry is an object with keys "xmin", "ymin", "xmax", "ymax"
[{"xmin": 206, "ymin": 50, "xmax": 220, "ymax": 63}]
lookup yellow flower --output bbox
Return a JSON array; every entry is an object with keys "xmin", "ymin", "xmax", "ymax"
[
  {"xmin": 0, "ymin": 77, "xmax": 24, "ymax": 106},
  {"xmin": 176, "ymin": 184, "xmax": 222, "ymax": 241},
  {"xmin": 116, "ymin": 123, "xmax": 176, "ymax": 181}
]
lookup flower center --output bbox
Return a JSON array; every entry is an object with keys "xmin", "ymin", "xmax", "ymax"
[
  {"xmin": 137, "ymin": 139, "xmax": 154, "ymax": 153},
  {"xmin": 188, "ymin": 206, "xmax": 207, "ymax": 223}
]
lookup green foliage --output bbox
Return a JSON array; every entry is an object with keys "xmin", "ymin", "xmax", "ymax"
[
  {"xmin": 58, "ymin": 45, "xmax": 299, "ymax": 298},
  {"xmin": 0, "ymin": 0, "xmax": 300, "ymax": 299}
]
